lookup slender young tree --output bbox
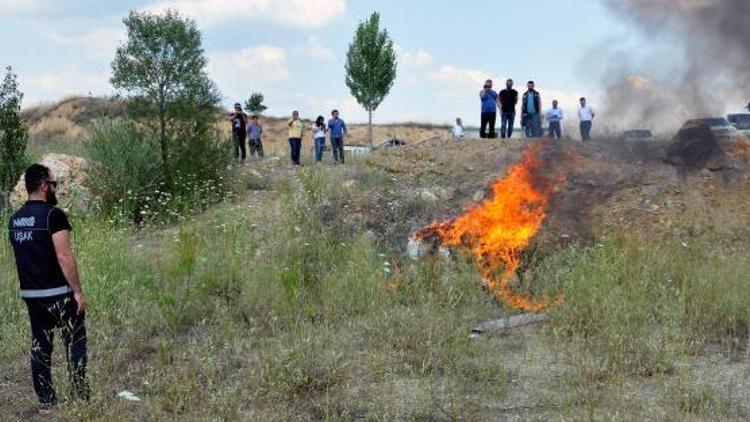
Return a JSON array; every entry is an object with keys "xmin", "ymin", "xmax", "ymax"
[
  {"xmin": 345, "ymin": 12, "xmax": 397, "ymax": 147},
  {"xmin": 111, "ymin": 10, "xmax": 220, "ymax": 184},
  {"xmin": 0, "ymin": 66, "xmax": 28, "ymax": 209},
  {"xmin": 245, "ymin": 92, "xmax": 268, "ymax": 116}
]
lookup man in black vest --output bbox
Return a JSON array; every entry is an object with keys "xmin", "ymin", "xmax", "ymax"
[
  {"xmin": 229, "ymin": 102, "xmax": 248, "ymax": 163},
  {"xmin": 8, "ymin": 164, "xmax": 89, "ymax": 416}
]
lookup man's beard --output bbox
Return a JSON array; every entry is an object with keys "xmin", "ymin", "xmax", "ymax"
[{"xmin": 46, "ymin": 190, "xmax": 58, "ymax": 206}]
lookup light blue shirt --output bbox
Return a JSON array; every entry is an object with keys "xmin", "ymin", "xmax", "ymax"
[
  {"xmin": 546, "ymin": 108, "xmax": 563, "ymax": 122},
  {"xmin": 526, "ymin": 94, "xmax": 537, "ymax": 115}
]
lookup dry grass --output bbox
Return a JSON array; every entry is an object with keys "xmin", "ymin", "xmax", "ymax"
[{"xmin": 5, "ymin": 109, "xmax": 750, "ymax": 419}]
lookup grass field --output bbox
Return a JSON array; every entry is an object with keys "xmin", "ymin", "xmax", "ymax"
[{"xmin": 3, "ymin": 150, "xmax": 750, "ymax": 420}]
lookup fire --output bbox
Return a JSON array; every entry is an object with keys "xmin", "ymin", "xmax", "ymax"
[{"xmin": 420, "ymin": 143, "xmax": 562, "ymax": 312}]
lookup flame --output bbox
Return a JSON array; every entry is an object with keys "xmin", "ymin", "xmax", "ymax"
[{"xmin": 421, "ymin": 143, "xmax": 562, "ymax": 312}]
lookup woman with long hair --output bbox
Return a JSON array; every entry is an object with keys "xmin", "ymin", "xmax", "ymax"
[{"xmin": 313, "ymin": 115, "xmax": 327, "ymax": 163}]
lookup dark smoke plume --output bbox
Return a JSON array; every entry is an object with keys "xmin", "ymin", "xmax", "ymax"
[{"xmin": 599, "ymin": 0, "xmax": 750, "ymax": 132}]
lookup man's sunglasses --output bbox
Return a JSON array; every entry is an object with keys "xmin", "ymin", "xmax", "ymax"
[{"xmin": 46, "ymin": 181, "xmax": 58, "ymax": 188}]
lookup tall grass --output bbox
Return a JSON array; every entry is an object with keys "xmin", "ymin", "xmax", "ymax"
[
  {"xmin": 83, "ymin": 119, "xmax": 230, "ymax": 224},
  {"xmin": 0, "ymin": 163, "xmax": 514, "ymax": 419},
  {"xmin": 4, "ymin": 158, "xmax": 750, "ymax": 418},
  {"xmin": 541, "ymin": 235, "xmax": 750, "ymax": 378}
]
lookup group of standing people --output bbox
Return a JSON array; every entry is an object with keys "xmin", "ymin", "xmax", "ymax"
[
  {"xmin": 287, "ymin": 109, "xmax": 348, "ymax": 165},
  {"xmin": 230, "ymin": 104, "xmax": 349, "ymax": 166},
  {"xmin": 477, "ymin": 79, "xmax": 595, "ymax": 141},
  {"xmin": 229, "ymin": 103, "xmax": 265, "ymax": 163}
]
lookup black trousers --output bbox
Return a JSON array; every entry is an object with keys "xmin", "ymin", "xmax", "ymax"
[
  {"xmin": 289, "ymin": 138, "xmax": 302, "ymax": 165},
  {"xmin": 233, "ymin": 132, "xmax": 247, "ymax": 160},
  {"xmin": 26, "ymin": 294, "xmax": 89, "ymax": 405},
  {"xmin": 480, "ymin": 112, "xmax": 497, "ymax": 138},
  {"xmin": 330, "ymin": 136, "xmax": 345, "ymax": 163}
]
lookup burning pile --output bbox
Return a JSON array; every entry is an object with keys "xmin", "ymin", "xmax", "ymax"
[{"xmin": 415, "ymin": 143, "xmax": 563, "ymax": 312}]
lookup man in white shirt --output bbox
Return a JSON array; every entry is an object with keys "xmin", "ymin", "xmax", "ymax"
[
  {"xmin": 578, "ymin": 97, "xmax": 595, "ymax": 141},
  {"xmin": 546, "ymin": 100, "xmax": 564, "ymax": 139},
  {"xmin": 452, "ymin": 117, "xmax": 464, "ymax": 139}
]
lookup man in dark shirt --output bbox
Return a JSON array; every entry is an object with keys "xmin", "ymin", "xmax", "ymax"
[
  {"xmin": 498, "ymin": 79, "xmax": 518, "ymax": 139},
  {"xmin": 8, "ymin": 164, "xmax": 88, "ymax": 416},
  {"xmin": 522, "ymin": 81, "xmax": 543, "ymax": 138},
  {"xmin": 229, "ymin": 103, "xmax": 247, "ymax": 163}
]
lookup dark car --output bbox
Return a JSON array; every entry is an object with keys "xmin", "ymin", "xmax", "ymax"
[
  {"xmin": 377, "ymin": 138, "xmax": 407, "ymax": 149},
  {"xmin": 623, "ymin": 130, "xmax": 653, "ymax": 141},
  {"xmin": 727, "ymin": 113, "xmax": 750, "ymax": 138}
]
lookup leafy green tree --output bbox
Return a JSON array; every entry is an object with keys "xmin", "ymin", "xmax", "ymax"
[
  {"xmin": 0, "ymin": 66, "xmax": 28, "ymax": 209},
  {"xmin": 111, "ymin": 10, "xmax": 221, "ymax": 183},
  {"xmin": 245, "ymin": 92, "xmax": 268, "ymax": 116},
  {"xmin": 345, "ymin": 12, "xmax": 397, "ymax": 147}
]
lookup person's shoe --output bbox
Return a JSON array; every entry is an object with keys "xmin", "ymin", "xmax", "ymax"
[{"xmin": 38, "ymin": 403, "xmax": 53, "ymax": 417}]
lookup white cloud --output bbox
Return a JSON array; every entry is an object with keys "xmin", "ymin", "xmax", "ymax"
[
  {"xmin": 208, "ymin": 45, "xmax": 290, "ymax": 102},
  {"xmin": 295, "ymin": 35, "xmax": 333, "ymax": 60},
  {"xmin": 0, "ymin": 0, "xmax": 53, "ymax": 13},
  {"xmin": 22, "ymin": 68, "xmax": 112, "ymax": 106},
  {"xmin": 428, "ymin": 65, "xmax": 497, "ymax": 88},
  {"xmin": 394, "ymin": 45, "xmax": 433, "ymax": 67},
  {"xmin": 144, "ymin": 0, "xmax": 346, "ymax": 28},
  {"xmin": 39, "ymin": 26, "xmax": 125, "ymax": 60}
]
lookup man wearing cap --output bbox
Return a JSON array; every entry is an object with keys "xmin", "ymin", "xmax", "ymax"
[{"xmin": 8, "ymin": 164, "xmax": 89, "ymax": 416}]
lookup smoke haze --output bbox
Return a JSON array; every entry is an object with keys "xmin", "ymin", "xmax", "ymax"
[{"xmin": 599, "ymin": 0, "xmax": 750, "ymax": 131}]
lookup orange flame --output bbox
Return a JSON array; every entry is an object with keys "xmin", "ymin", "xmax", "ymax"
[{"xmin": 422, "ymin": 143, "xmax": 562, "ymax": 312}]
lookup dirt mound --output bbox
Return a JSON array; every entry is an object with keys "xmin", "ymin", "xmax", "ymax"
[
  {"xmin": 10, "ymin": 153, "xmax": 99, "ymax": 212},
  {"xmin": 664, "ymin": 125, "xmax": 724, "ymax": 169},
  {"xmin": 21, "ymin": 96, "xmax": 450, "ymax": 153},
  {"xmin": 332, "ymin": 136, "xmax": 750, "ymax": 250}
]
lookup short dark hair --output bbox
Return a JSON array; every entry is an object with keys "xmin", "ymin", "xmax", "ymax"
[
  {"xmin": 580, "ymin": 97, "xmax": 586, "ymax": 102},
  {"xmin": 234, "ymin": 103, "xmax": 241, "ymax": 108},
  {"xmin": 25, "ymin": 164, "xmax": 51, "ymax": 194},
  {"xmin": 528, "ymin": 80, "xmax": 535, "ymax": 85},
  {"xmin": 251, "ymin": 115, "xmax": 259, "ymax": 119},
  {"xmin": 331, "ymin": 109, "xmax": 339, "ymax": 114}
]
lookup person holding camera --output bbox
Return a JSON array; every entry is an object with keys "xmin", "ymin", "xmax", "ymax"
[
  {"xmin": 229, "ymin": 103, "xmax": 247, "ymax": 163},
  {"xmin": 479, "ymin": 79, "xmax": 498, "ymax": 138}
]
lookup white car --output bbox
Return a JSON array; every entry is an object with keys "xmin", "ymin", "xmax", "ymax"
[
  {"xmin": 343, "ymin": 145, "xmax": 372, "ymax": 157},
  {"xmin": 680, "ymin": 118, "xmax": 740, "ymax": 139}
]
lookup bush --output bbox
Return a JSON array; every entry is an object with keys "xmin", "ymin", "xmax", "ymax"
[
  {"xmin": 84, "ymin": 119, "xmax": 230, "ymax": 223},
  {"xmin": 84, "ymin": 119, "xmax": 161, "ymax": 220}
]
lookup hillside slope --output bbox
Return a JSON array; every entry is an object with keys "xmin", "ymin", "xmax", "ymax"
[{"xmin": 21, "ymin": 96, "xmax": 450, "ymax": 155}]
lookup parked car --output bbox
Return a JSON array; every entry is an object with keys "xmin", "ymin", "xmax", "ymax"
[
  {"xmin": 680, "ymin": 118, "xmax": 739, "ymax": 138},
  {"xmin": 343, "ymin": 145, "xmax": 372, "ymax": 157},
  {"xmin": 727, "ymin": 113, "xmax": 750, "ymax": 126},
  {"xmin": 377, "ymin": 138, "xmax": 407, "ymax": 149},
  {"xmin": 727, "ymin": 113, "xmax": 750, "ymax": 138},
  {"xmin": 623, "ymin": 129, "xmax": 653, "ymax": 141}
]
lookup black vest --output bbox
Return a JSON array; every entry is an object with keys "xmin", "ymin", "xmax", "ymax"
[{"xmin": 8, "ymin": 201, "xmax": 70, "ymax": 298}]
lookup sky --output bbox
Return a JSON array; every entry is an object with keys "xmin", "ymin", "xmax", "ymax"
[{"xmin": 0, "ymin": 0, "xmax": 645, "ymax": 124}]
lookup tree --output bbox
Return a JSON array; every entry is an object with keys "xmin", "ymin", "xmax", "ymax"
[
  {"xmin": 111, "ymin": 10, "xmax": 220, "ymax": 184},
  {"xmin": 345, "ymin": 12, "xmax": 397, "ymax": 148},
  {"xmin": 0, "ymin": 66, "xmax": 28, "ymax": 210},
  {"xmin": 245, "ymin": 92, "xmax": 267, "ymax": 116}
]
